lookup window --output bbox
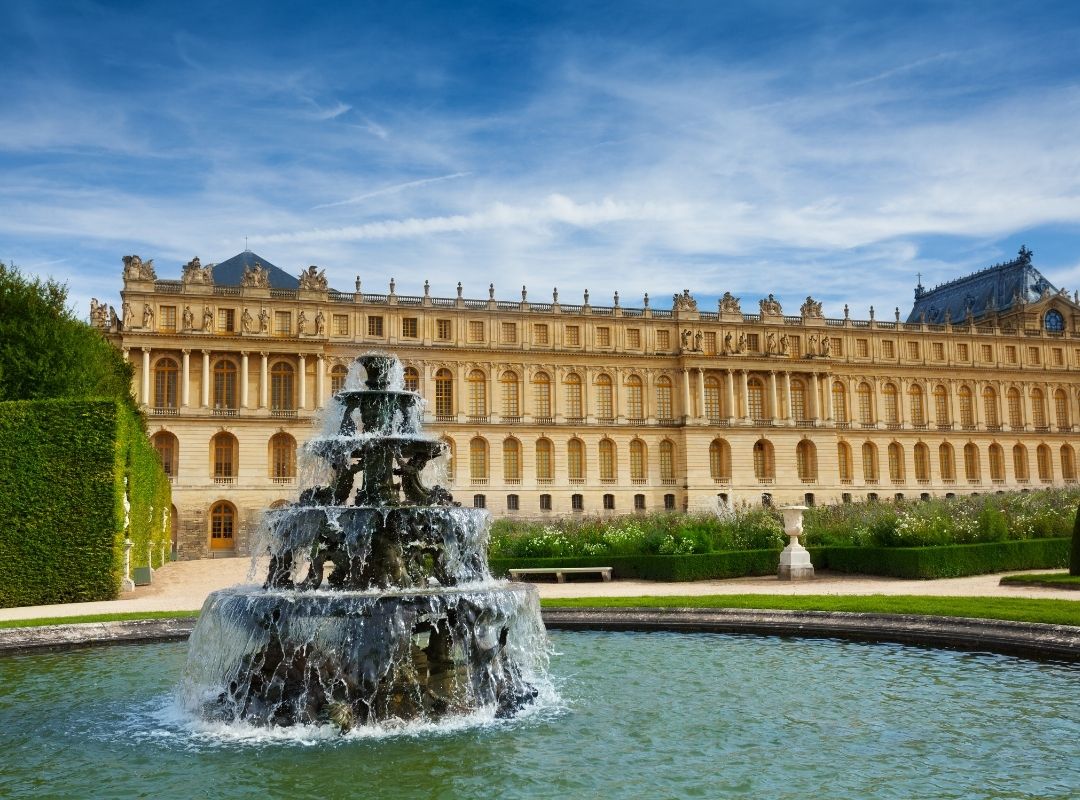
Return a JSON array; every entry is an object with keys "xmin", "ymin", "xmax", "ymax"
[
  {"xmin": 596, "ymin": 374, "xmax": 614, "ymax": 420},
  {"xmin": 467, "ymin": 370, "xmax": 487, "ymax": 417},
  {"xmin": 217, "ymin": 308, "xmax": 235, "ymax": 333},
  {"xmin": 957, "ymin": 343, "xmax": 969, "ymax": 361},
  {"xmin": 656, "ymin": 376, "xmax": 673, "ymax": 420},
  {"xmin": 1013, "ymin": 444, "xmax": 1029, "ymax": 480},
  {"xmin": 506, "ymin": 494, "xmax": 519, "ymax": 511},
  {"xmin": 1061, "ymin": 445, "xmax": 1076, "ymax": 481},
  {"xmin": 213, "ymin": 360, "xmax": 237, "ymax": 409},
  {"xmin": 436, "ymin": 319, "xmax": 452, "ymax": 340},
  {"xmin": 664, "ymin": 493, "xmax": 676, "ymax": 511},
  {"xmin": 856, "ymin": 339, "xmax": 869, "ymax": 358},
  {"xmin": 882, "ymin": 384, "xmax": 898, "ymax": 425},
  {"xmin": 599, "ymin": 439, "xmax": 616, "ymax": 481},
  {"xmin": 536, "ymin": 438, "xmax": 553, "ymax": 481},
  {"xmin": 503, "ymin": 438, "xmax": 521, "ymax": 481},
  {"xmin": 564, "ymin": 374, "xmax": 583, "ymax": 418},
  {"xmin": 656, "ymin": 330, "xmax": 670, "ymax": 349},
  {"xmin": 435, "ymin": 369, "xmax": 453, "ymax": 417},
  {"xmin": 270, "ymin": 433, "xmax": 296, "ymax": 479},
  {"xmin": 703, "ymin": 331, "xmax": 717, "ymax": 354},
  {"xmin": 964, "ymin": 443, "xmax": 980, "ymax": 482},
  {"xmin": 830, "ymin": 337, "xmax": 843, "ymax": 357},
  {"xmin": 630, "ymin": 439, "xmax": 646, "ymax": 482},
  {"xmin": 746, "ymin": 333, "xmax": 759, "ymax": 352},
  {"xmin": 1037, "ymin": 444, "xmax": 1053, "ymax": 482},
  {"xmin": 710, "ymin": 439, "xmax": 731, "ymax": 481},
  {"xmin": 571, "ymin": 493, "xmax": 584, "ymax": 511},
  {"xmin": 704, "ymin": 377, "xmax": 721, "ymax": 421},
  {"xmin": 403, "ymin": 367, "xmax": 419, "ymax": 392},
  {"xmin": 627, "ymin": 329, "xmax": 641, "ymax": 349},
  {"xmin": 1005, "ymin": 345, "xmax": 1017, "ymax": 364},
  {"xmin": 270, "ymin": 362, "xmax": 294, "ymax": 410},
  {"xmin": 982, "ymin": 387, "xmax": 998, "ymax": 426},
  {"xmin": 212, "ymin": 432, "xmax": 237, "ymax": 479},
  {"xmin": 540, "ymin": 494, "xmax": 552, "ymax": 511},
  {"xmin": 402, "ymin": 317, "xmax": 418, "ymax": 338},
  {"xmin": 159, "ymin": 306, "xmax": 177, "ymax": 332},
  {"xmin": 909, "ymin": 385, "xmax": 925, "ymax": 425},
  {"xmin": 790, "ymin": 380, "xmax": 807, "ymax": 421},
  {"xmin": 596, "ymin": 327, "xmax": 611, "ymax": 347},
  {"xmin": 468, "ymin": 321, "xmax": 485, "ymax": 342},
  {"xmin": 1031, "ymin": 388, "xmax": 1046, "ymax": 428},
  {"xmin": 209, "ymin": 501, "xmax": 235, "ymax": 548},
  {"xmin": 568, "ymin": 438, "xmax": 585, "ymax": 481},
  {"xmin": 882, "ymin": 341, "xmax": 895, "ymax": 359},
  {"xmin": 533, "ymin": 324, "xmax": 549, "ymax": 345},
  {"xmin": 565, "ymin": 325, "xmax": 580, "ymax": 346},
  {"xmin": 469, "ymin": 437, "xmax": 488, "ymax": 481},
  {"xmin": 333, "ymin": 314, "xmax": 349, "ymax": 336},
  {"xmin": 748, "ymin": 378, "xmax": 765, "ymax": 420},
  {"xmin": 1028, "ymin": 347, "xmax": 1041, "ymax": 366},
  {"xmin": 753, "ymin": 439, "xmax": 774, "ymax": 479},
  {"xmin": 532, "ymin": 372, "xmax": 551, "ymax": 418},
  {"xmin": 958, "ymin": 386, "xmax": 974, "ymax": 427},
  {"xmin": 274, "ymin": 311, "xmax": 291, "ymax": 336},
  {"xmin": 367, "ymin": 316, "xmax": 384, "ymax": 337},
  {"xmin": 796, "ymin": 440, "xmax": 816, "ymax": 482},
  {"xmin": 914, "ymin": 443, "xmax": 930, "ymax": 481},
  {"xmin": 1055, "ymin": 390, "xmax": 1069, "ymax": 428},
  {"xmin": 1007, "ymin": 388, "xmax": 1022, "ymax": 428},
  {"xmin": 939, "ymin": 443, "xmax": 955, "ymax": 481},
  {"xmin": 858, "ymin": 383, "xmax": 874, "ymax": 425},
  {"xmin": 152, "ymin": 431, "xmax": 178, "ymax": 476},
  {"xmin": 838, "ymin": 442, "xmax": 853, "ymax": 481},
  {"xmin": 1045, "ymin": 309, "xmax": 1065, "ymax": 332},
  {"xmin": 888, "ymin": 442, "xmax": 903, "ymax": 483},
  {"xmin": 603, "ymin": 494, "xmax": 615, "ymax": 510},
  {"xmin": 153, "ymin": 358, "xmax": 179, "ymax": 409},
  {"xmin": 932, "ymin": 342, "xmax": 945, "ymax": 361},
  {"xmin": 501, "ymin": 322, "xmax": 517, "ymax": 343},
  {"xmin": 832, "ymin": 382, "xmax": 847, "ymax": 424},
  {"xmin": 981, "ymin": 344, "xmax": 993, "ymax": 362},
  {"xmin": 989, "ymin": 444, "xmax": 1005, "ymax": 481},
  {"xmin": 634, "ymin": 494, "xmax": 646, "ymax": 511},
  {"xmin": 473, "ymin": 494, "xmax": 486, "ymax": 509},
  {"xmin": 501, "ymin": 371, "xmax": 520, "ymax": 417},
  {"xmin": 934, "ymin": 385, "xmax": 949, "ymax": 425},
  {"xmin": 1053, "ymin": 348, "xmax": 1065, "ymax": 366},
  {"xmin": 626, "ymin": 375, "xmax": 644, "ymax": 419},
  {"xmin": 862, "ymin": 442, "xmax": 878, "ymax": 482},
  {"xmin": 907, "ymin": 341, "xmax": 920, "ymax": 360},
  {"xmin": 330, "ymin": 364, "xmax": 348, "ymax": 394}
]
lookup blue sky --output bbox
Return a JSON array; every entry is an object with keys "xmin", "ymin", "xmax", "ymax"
[{"xmin": 3, "ymin": 0, "xmax": 1080, "ymax": 319}]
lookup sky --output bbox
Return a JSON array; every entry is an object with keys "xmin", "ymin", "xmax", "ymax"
[{"xmin": 3, "ymin": 0, "xmax": 1080, "ymax": 320}]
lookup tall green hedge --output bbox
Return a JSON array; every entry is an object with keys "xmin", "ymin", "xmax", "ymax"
[{"xmin": 0, "ymin": 399, "xmax": 171, "ymax": 607}]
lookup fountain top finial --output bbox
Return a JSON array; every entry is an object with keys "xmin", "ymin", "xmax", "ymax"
[{"xmin": 356, "ymin": 354, "xmax": 393, "ymax": 390}]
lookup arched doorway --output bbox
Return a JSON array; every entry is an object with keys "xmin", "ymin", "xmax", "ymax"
[{"xmin": 209, "ymin": 500, "xmax": 236, "ymax": 551}]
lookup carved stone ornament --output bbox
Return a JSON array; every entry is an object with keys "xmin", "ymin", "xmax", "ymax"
[
  {"xmin": 259, "ymin": 307, "xmax": 270, "ymax": 333},
  {"xmin": 202, "ymin": 305, "xmax": 214, "ymax": 332},
  {"xmin": 89, "ymin": 298, "xmax": 108, "ymax": 328},
  {"xmin": 719, "ymin": 291, "xmax": 741, "ymax": 313},
  {"xmin": 241, "ymin": 308, "xmax": 254, "ymax": 333},
  {"xmin": 759, "ymin": 294, "xmax": 783, "ymax": 316},
  {"xmin": 241, "ymin": 262, "xmax": 270, "ymax": 288},
  {"xmin": 299, "ymin": 265, "xmax": 328, "ymax": 291},
  {"xmin": 800, "ymin": 295, "xmax": 823, "ymax": 318},
  {"xmin": 182, "ymin": 305, "xmax": 194, "ymax": 330},
  {"xmin": 315, "ymin": 310, "xmax": 326, "ymax": 335},
  {"xmin": 181, "ymin": 256, "xmax": 214, "ymax": 285},
  {"xmin": 673, "ymin": 289, "xmax": 698, "ymax": 312},
  {"xmin": 122, "ymin": 254, "xmax": 157, "ymax": 281}
]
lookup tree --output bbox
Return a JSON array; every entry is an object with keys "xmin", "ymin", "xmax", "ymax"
[
  {"xmin": 1071, "ymin": 504, "xmax": 1080, "ymax": 576},
  {"xmin": 0, "ymin": 261, "xmax": 135, "ymax": 410}
]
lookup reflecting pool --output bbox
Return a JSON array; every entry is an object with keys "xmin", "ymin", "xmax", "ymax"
[{"xmin": 1, "ymin": 631, "xmax": 1078, "ymax": 799}]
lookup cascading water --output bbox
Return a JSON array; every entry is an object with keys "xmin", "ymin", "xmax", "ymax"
[{"xmin": 180, "ymin": 354, "xmax": 551, "ymax": 731}]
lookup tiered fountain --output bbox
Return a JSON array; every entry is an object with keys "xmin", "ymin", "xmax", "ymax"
[{"xmin": 181, "ymin": 355, "xmax": 549, "ymax": 730}]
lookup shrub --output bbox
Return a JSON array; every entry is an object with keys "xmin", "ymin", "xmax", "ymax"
[
  {"xmin": 1071, "ymin": 505, "xmax": 1080, "ymax": 577},
  {"xmin": 820, "ymin": 539, "xmax": 1069, "ymax": 579}
]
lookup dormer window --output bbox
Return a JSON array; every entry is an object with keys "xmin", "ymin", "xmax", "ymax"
[{"xmin": 1045, "ymin": 309, "xmax": 1065, "ymax": 332}]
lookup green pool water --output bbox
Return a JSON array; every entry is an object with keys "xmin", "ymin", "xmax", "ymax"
[{"xmin": 1, "ymin": 631, "xmax": 1078, "ymax": 799}]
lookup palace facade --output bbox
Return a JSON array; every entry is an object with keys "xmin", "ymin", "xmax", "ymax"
[{"xmin": 100, "ymin": 247, "xmax": 1080, "ymax": 559}]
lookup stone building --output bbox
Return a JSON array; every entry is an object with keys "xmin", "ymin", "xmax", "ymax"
[{"xmin": 98, "ymin": 247, "xmax": 1080, "ymax": 559}]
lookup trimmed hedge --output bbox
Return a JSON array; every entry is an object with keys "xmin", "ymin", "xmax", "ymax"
[
  {"xmin": 0, "ymin": 399, "xmax": 171, "ymax": 607},
  {"xmin": 490, "ymin": 538, "xmax": 1070, "ymax": 582}
]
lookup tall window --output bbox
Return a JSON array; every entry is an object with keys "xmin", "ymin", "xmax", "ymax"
[
  {"xmin": 270, "ymin": 432, "xmax": 296, "ymax": 480},
  {"xmin": 1055, "ymin": 389, "xmax": 1069, "ymax": 428},
  {"xmin": 502, "ymin": 438, "xmax": 520, "ymax": 482},
  {"xmin": 888, "ymin": 442, "xmax": 904, "ymax": 483},
  {"xmin": 934, "ymin": 385, "xmax": 949, "ymax": 425},
  {"xmin": 1061, "ymin": 445, "xmax": 1076, "ymax": 481},
  {"xmin": 710, "ymin": 439, "xmax": 731, "ymax": 480},
  {"xmin": 655, "ymin": 376, "xmax": 673, "ymax": 420},
  {"xmin": 704, "ymin": 377, "xmax": 721, "ymax": 420},
  {"xmin": 1031, "ymin": 388, "xmax": 1046, "ymax": 428},
  {"xmin": 501, "ymin": 371, "xmax": 520, "ymax": 418},
  {"xmin": 209, "ymin": 501, "xmax": 235, "ymax": 549},
  {"xmin": 1013, "ymin": 444, "xmax": 1029, "ymax": 480},
  {"xmin": 467, "ymin": 370, "xmax": 487, "ymax": 417},
  {"xmin": 626, "ymin": 375, "xmax": 644, "ymax": 419},
  {"xmin": 330, "ymin": 364, "xmax": 348, "ymax": 394},
  {"xmin": 403, "ymin": 367, "xmax": 419, "ymax": 393},
  {"xmin": 748, "ymin": 378, "xmax": 765, "ymax": 420},
  {"xmin": 211, "ymin": 432, "xmax": 237, "ymax": 479},
  {"xmin": 796, "ymin": 440, "xmax": 817, "ymax": 482},
  {"xmin": 989, "ymin": 444, "xmax": 1005, "ymax": 481},
  {"xmin": 152, "ymin": 431, "xmax": 179, "ymax": 476},
  {"xmin": 435, "ymin": 369, "xmax": 454, "ymax": 417},
  {"xmin": 939, "ymin": 443, "xmax": 955, "ymax": 481},
  {"xmin": 469, "ymin": 437, "xmax": 488, "ymax": 481},
  {"xmin": 882, "ymin": 384, "xmax": 898, "ymax": 425},
  {"xmin": 1037, "ymin": 444, "xmax": 1053, "ymax": 482},
  {"xmin": 858, "ymin": 383, "xmax": 873, "ymax": 424},
  {"xmin": 568, "ymin": 438, "xmax": 585, "ymax": 481},
  {"xmin": 908, "ymin": 385, "xmax": 925, "ymax": 425},
  {"xmin": 270, "ymin": 362, "xmax": 294, "ymax": 410},
  {"xmin": 753, "ymin": 439, "xmax": 774, "ymax": 479},
  {"xmin": 659, "ymin": 440, "xmax": 676, "ymax": 483},
  {"xmin": 564, "ymin": 373, "xmax": 583, "ymax": 418},
  {"xmin": 213, "ymin": 359, "xmax": 237, "ymax": 410},
  {"xmin": 832, "ymin": 382, "xmax": 848, "ymax": 424},
  {"xmin": 596, "ymin": 374, "xmax": 614, "ymax": 420},
  {"xmin": 862, "ymin": 442, "xmax": 878, "ymax": 482},
  {"xmin": 153, "ymin": 358, "xmax": 179, "ymax": 409},
  {"xmin": 630, "ymin": 439, "xmax": 646, "ymax": 482},
  {"xmin": 532, "ymin": 371, "xmax": 552, "ymax": 418},
  {"xmin": 599, "ymin": 439, "xmax": 616, "ymax": 481},
  {"xmin": 535, "ymin": 438, "xmax": 553, "ymax": 481},
  {"xmin": 958, "ymin": 386, "xmax": 974, "ymax": 427},
  {"xmin": 914, "ymin": 443, "xmax": 930, "ymax": 481},
  {"xmin": 790, "ymin": 380, "xmax": 807, "ymax": 422},
  {"xmin": 1007, "ymin": 388, "xmax": 1022, "ymax": 428},
  {"xmin": 964, "ymin": 443, "xmax": 980, "ymax": 482},
  {"xmin": 837, "ymin": 442, "xmax": 853, "ymax": 481},
  {"xmin": 983, "ymin": 387, "xmax": 999, "ymax": 426}
]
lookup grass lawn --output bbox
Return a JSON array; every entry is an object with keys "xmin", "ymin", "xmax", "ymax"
[
  {"xmin": 541, "ymin": 594, "xmax": 1080, "ymax": 627},
  {"xmin": 1000, "ymin": 573, "xmax": 1080, "ymax": 589},
  {"xmin": 0, "ymin": 610, "xmax": 200, "ymax": 629}
]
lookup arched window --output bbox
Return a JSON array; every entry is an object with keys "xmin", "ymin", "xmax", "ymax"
[
  {"xmin": 1037, "ymin": 444, "xmax": 1053, "ymax": 482},
  {"xmin": 862, "ymin": 442, "xmax": 878, "ymax": 482},
  {"xmin": 502, "ymin": 438, "xmax": 521, "ymax": 482},
  {"xmin": 939, "ymin": 443, "xmax": 955, "ymax": 481},
  {"xmin": 152, "ymin": 431, "xmax": 178, "ymax": 477},
  {"xmin": 832, "ymin": 381, "xmax": 848, "ymax": 424},
  {"xmin": 469, "ymin": 437, "xmax": 488, "ymax": 481},
  {"xmin": 1007, "ymin": 387, "xmax": 1022, "ymax": 428},
  {"xmin": 655, "ymin": 376, "xmax": 673, "ymax": 420},
  {"xmin": 710, "ymin": 439, "xmax": 731, "ymax": 481},
  {"xmin": 535, "ymin": 438, "xmax": 553, "ymax": 481},
  {"xmin": 1045, "ymin": 309, "xmax": 1065, "ymax": 331},
  {"xmin": 269, "ymin": 432, "xmax": 296, "ymax": 480},
  {"xmin": 957, "ymin": 386, "xmax": 974, "ymax": 427},
  {"xmin": 626, "ymin": 375, "xmax": 644, "ymax": 419},
  {"xmin": 467, "ymin": 370, "xmax": 488, "ymax": 418},
  {"xmin": 837, "ymin": 441, "xmax": 853, "ymax": 481},
  {"xmin": 435, "ymin": 369, "xmax": 454, "ymax": 417},
  {"xmin": 659, "ymin": 440, "xmax": 676, "ymax": 483},
  {"xmin": 888, "ymin": 442, "xmax": 904, "ymax": 483},
  {"xmin": 748, "ymin": 378, "xmax": 765, "ymax": 420},
  {"xmin": 858, "ymin": 383, "xmax": 874, "ymax": 425},
  {"xmin": 1013, "ymin": 444, "xmax": 1029, "ymax": 481},
  {"xmin": 211, "ymin": 432, "xmax": 238, "ymax": 480},
  {"xmin": 1061, "ymin": 444, "xmax": 1076, "ymax": 482},
  {"xmin": 908, "ymin": 385, "xmax": 925, "ymax": 426},
  {"xmin": 596, "ymin": 374, "xmax": 614, "ymax": 420},
  {"xmin": 500, "ymin": 371, "xmax": 519, "ymax": 418},
  {"xmin": 933, "ymin": 385, "xmax": 949, "ymax": 426},
  {"xmin": 153, "ymin": 357, "xmax": 179, "ymax": 409},
  {"xmin": 564, "ymin": 373, "xmax": 583, "ymax": 419},
  {"xmin": 914, "ymin": 443, "xmax": 930, "ymax": 481},
  {"xmin": 1055, "ymin": 389, "xmax": 1069, "ymax": 429},
  {"xmin": 983, "ymin": 386, "xmax": 999, "ymax": 427},
  {"xmin": 989, "ymin": 444, "xmax": 1005, "ymax": 481},
  {"xmin": 964, "ymin": 443, "xmax": 980, "ymax": 482},
  {"xmin": 753, "ymin": 439, "xmax": 774, "ymax": 480},
  {"xmin": 790, "ymin": 380, "xmax": 807, "ymax": 422},
  {"xmin": 330, "ymin": 364, "xmax": 349, "ymax": 395},
  {"xmin": 209, "ymin": 500, "xmax": 235, "ymax": 551},
  {"xmin": 882, "ymin": 383, "xmax": 899, "ymax": 425},
  {"xmin": 403, "ymin": 367, "xmax": 419, "ymax": 393},
  {"xmin": 567, "ymin": 438, "xmax": 585, "ymax": 481},
  {"xmin": 1031, "ymin": 388, "xmax": 1046, "ymax": 428},
  {"xmin": 213, "ymin": 359, "xmax": 238, "ymax": 410},
  {"xmin": 270, "ymin": 362, "xmax": 294, "ymax": 411},
  {"xmin": 629, "ymin": 439, "xmax": 647, "ymax": 482},
  {"xmin": 441, "ymin": 437, "xmax": 456, "ymax": 483},
  {"xmin": 796, "ymin": 440, "xmax": 817, "ymax": 482},
  {"xmin": 704, "ymin": 377, "xmax": 721, "ymax": 421},
  {"xmin": 599, "ymin": 438, "xmax": 617, "ymax": 481},
  {"xmin": 532, "ymin": 371, "xmax": 552, "ymax": 418}
]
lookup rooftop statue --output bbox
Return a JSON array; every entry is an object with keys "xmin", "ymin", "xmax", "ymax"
[
  {"xmin": 719, "ymin": 291, "xmax": 741, "ymax": 314},
  {"xmin": 673, "ymin": 289, "xmax": 698, "ymax": 312},
  {"xmin": 241, "ymin": 262, "xmax": 270, "ymax": 288},
  {"xmin": 181, "ymin": 256, "xmax": 214, "ymax": 286},
  {"xmin": 759, "ymin": 294, "xmax": 782, "ymax": 316},
  {"xmin": 299, "ymin": 265, "xmax": 328, "ymax": 291},
  {"xmin": 122, "ymin": 254, "xmax": 156, "ymax": 281},
  {"xmin": 800, "ymin": 296, "xmax": 823, "ymax": 318}
]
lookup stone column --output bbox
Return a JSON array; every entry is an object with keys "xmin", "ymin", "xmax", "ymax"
[
  {"xmin": 260, "ymin": 353, "xmax": 269, "ymax": 409},
  {"xmin": 316, "ymin": 355, "xmax": 325, "ymax": 409},
  {"xmin": 768, "ymin": 371, "xmax": 778, "ymax": 423},
  {"xmin": 1022, "ymin": 383, "xmax": 1034, "ymax": 430},
  {"xmin": 697, "ymin": 368, "xmax": 706, "ymax": 421},
  {"xmin": 201, "ymin": 350, "xmax": 210, "ymax": 408},
  {"xmin": 682, "ymin": 368, "xmax": 692, "ymax": 422},
  {"xmin": 740, "ymin": 370, "xmax": 750, "ymax": 422},
  {"xmin": 240, "ymin": 351, "xmax": 249, "ymax": 409},
  {"xmin": 725, "ymin": 369, "xmax": 736, "ymax": 423},
  {"xmin": 783, "ymin": 372, "xmax": 793, "ymax": 423},
  {"xmin": 141, "ymin": 348, "xmax": 151, "ymax": 405},
  {"xmin": 298, "ymin": 354, "xmax": 307, "ymax": 410},
  {"xmin": 181, "ymin": 349, "xmax": 190, "ymax": 408}
]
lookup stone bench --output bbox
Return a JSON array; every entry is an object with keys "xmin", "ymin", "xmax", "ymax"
[{"xmin": 508, "ymin": 567, "xmax": 613, "ymax": 583}]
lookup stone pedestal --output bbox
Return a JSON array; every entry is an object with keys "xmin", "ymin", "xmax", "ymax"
[
  {"xmin": 778, "ymin": 505, "xmax": 815, "ymax": 581},
  {"xmin": 121, "ymin": 539, "xmax": 135, "ymax": 592}
]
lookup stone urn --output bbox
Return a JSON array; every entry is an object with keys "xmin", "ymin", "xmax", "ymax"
[{"xmin": 778, "ymin": 505, "xmax": 815, "ymax": 580}]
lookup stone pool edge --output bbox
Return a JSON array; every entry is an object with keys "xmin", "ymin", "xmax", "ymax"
[{"xmin": 1, "ymin": 609, "xmax": 1078, "ymax": 662}]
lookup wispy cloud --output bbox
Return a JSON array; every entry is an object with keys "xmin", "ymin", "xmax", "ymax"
[{"xmin": 312, "ymin": 172, "xmax": 472, "ymax": 209}]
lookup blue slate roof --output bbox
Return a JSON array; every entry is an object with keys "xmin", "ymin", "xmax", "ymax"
[
  {"xmin": 906, "ymin": 246, "xmax": 1057, "ymax": 324},
  {"xmin": 210, "ymin": 251, "xmax": 299, "ymax": 289}
]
